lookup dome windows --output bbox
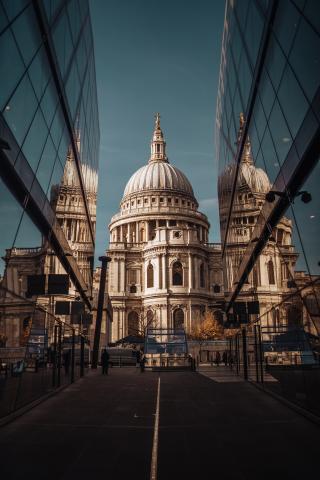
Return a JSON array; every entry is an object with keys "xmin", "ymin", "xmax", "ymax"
[
  {"xmin": 172, "ymin": 261, "xmax": 183, "ymax": 286},
  {"xmin": 147, "ymin": 263, "xmax": 154, "ymax": 288},
  {"xmin": 200, "ymin": 263, "xmax": 205, "ymax": 288}
]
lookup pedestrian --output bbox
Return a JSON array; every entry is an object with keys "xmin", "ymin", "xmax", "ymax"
[
  {"xmin": 140, "ymin": 353, "xmax": 146, "ymax": 373},
  {"xmin": 101, "ymin": 348, "xmax": 110, "ymax": 375},
  {"xmin": 136, "ymin": 349, "xmax": 141, "ymax": 367},
  {"xmin": 228, "ymin": 352, "xmax": 234, "ymax": 369},
  {"xmin": 215, "ymin": 351, "xmax": 221, "ymax": 366},
  {"xmin": 222, "ymin": 350, "xmax": 228, "ymax": 366},
  {"xmin": 63, "ymin": 349, "xmax": 71, "ymax": 375}
]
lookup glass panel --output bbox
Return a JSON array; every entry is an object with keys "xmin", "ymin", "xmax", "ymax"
[
  {"xmin": 49, "ymin": 104, "xmax": 65, "ymax": 149},
  {"xmin": 277, "ymin": 64, "xmax": 309, "ymax": 139},
  {"xmin": 65, "ymin": 61, "xmax": 81, "ymax": 121},
  {"xmin": 46, "ymin": 156, "xmax": 64, "ymax": 201},
  {"xmin": 42, "ymin": 0, "xmax": 65, "ymax": 24},
  {"xmin": 40, "ymin": 79, "xmax": 58, "ymax": 128},
  {"xmin": 3, "ymin": 74, "xmax": 38, "ymax": 146},
  {"xmin": 52, "ymin": 10, "xmax": 73, "ymax": 79},
  {"xmin": 290, "ymin": 159, "xmax": 320, "ymax": 276},
  {"xmin": 11, "ymin": 4, "xmax": 42, "ymax": 67},
  {"xmin": 21, "ymin": 108, "xmax": 48, "ymax": 171},
  {"xmin": 244, "ymin": 1, "xmax": 264, "ymax": 67},
  {"xmin": 268, "ymin": 99, "xmax": 292, "ymax": 166},
  {"xmin": 1, "ymin": 0, "xmax": 29, "ymax": 20},
  {"xmin": 289, "ymin": 15, "xmax": 320, "ymax": 103},
  {"xmin": 0, "ymin": 177, "xmax": 24, "ymax": 274},
  {"xmin": 0, "ymin": 2, "xmax": 8, "ymax": 33},
  {"xmin": 265, "ymin": 36, "xmax": 286, "ymax": 92},
  {"xmin": 258, "ymin": 69, "xmax": 276, "ymax": 121},
  {"xmin": 28, "ymin": 46, "xmax": 50, "ymax": 102},
  {"xmin": 13, "ymin": 211, "xmax": 42, "ymax": 250},
  {"xmin": 0, "ymin": 28, "xmax": 25, "ymax": 111},
  {"xmin": 67, "ymin": 0, "xmax": 82, "ymax": 44},
  {"xmin": 273, "ymin": 0, "xmax": 301, "ymax": 56},
  {"xmin": 302, "ymin": 0, "xmax": 320, "ymax": 34},
  {"xmin": 35, "ymin": 136, "xmax": 57, "ymax": 194}
]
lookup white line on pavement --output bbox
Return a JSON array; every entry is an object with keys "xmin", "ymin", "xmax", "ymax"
[{"xmin": 150, "ymin": 376, "xmax": 161, "ymax": 480}]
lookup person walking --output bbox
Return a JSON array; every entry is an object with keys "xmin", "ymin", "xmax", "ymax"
[
  {"xmin": 215, "ymin": 351, "xmax": 221, "ymax": 366},
  {"xmin": 228, "ymin": 352, "xmax": 234, "ymax": 369},
  {"xmin": 101, "ymin": 348, "xmax": 110, "ymax": 375},
  {"xmin": 222, "ymin": 351, "xmax": 228, "ymax": 367},
  {"xmin": 140, "ymin": 353, "xmax": 146, "ymax": 373},
  {"xmin": 63, "ymin": 349, "xmax": 71, "ymax": 375}
]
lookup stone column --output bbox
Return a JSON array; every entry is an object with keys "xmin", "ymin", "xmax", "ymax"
[
  {"xmin": 121, "ymin": 259, "xmax": 126, "ymax": 292},
  {"xmin": 120, "ymin": 225, "xmax": 123, "ymax": 242},
  {"xmin": 146, "ymin": 221, "xmax": 150, "ymax": 241},
  {"xmin": 162, "ymin": 254, "xmax": 167, "ymax": 289},
  {"xmin": 127, "ymin": 223, "xmax": 131, "ymax": 243},
  {"xmin": 136, "ymin": 222, "xmax": 139, "ymax": 243},
  {"xmin": 188, "ymin": 254, "xmax": 193, "ymax": 289},
  {"xmin": 158, "ymin": 255, "xmax": 162, "ymax": 289}
]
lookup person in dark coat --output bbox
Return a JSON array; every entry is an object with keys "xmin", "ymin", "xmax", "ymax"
[
  {"xmin": 215, "ymin": 351, "xmax": 221, "ymax": 366},
  {"xmin": 101, "ymin": 349, "xmax": 110, "ymax": 375},
  {"xmin": 222, "ymin": 351, "xmax": 228, "ymax": 367},
  {"xmin": 63, "ymin": 349, "xmax": 71, "ymax": 375},
  {"xmin": 140, "ymin": 353, "xmax": 146, "ymax": 373}
]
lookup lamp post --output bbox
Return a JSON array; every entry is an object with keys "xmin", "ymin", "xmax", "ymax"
[{"xmin": 91, "ymin": 256, "xmax": 111, "ymax": 369}]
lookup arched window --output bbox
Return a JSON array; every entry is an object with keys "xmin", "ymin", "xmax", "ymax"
[
  {"xmin": 147, "ymin": 263, "xmax": 154, "ymax": 288},
  {"xmin": 200, "ymin": 263, "xmax": 205, "ymax": 288},
  {"xmin": 287, "ymin": 305, "xmax": 302, "ymax": 328},
  {"xmin": 128, "ymin": 311, "xmax": 139, "ymax": 335},
  {"xmin": 146, "ymin": 309, "xmax": 154, "ymax": 328},
  {"xmin": 172, "ymin": 261, "xmax": 183, "ymax": 286},
  {"xmin": 252, "ymin": 264, "xmax": 260, "ymax": 287},
  {"xmin": 140, "ymin": 228, "xmax": 145, "ymax": 242},
  {"xmin": 173, "ymin": 308, "xmax": 184, "ymax": 330},
  {"xmin": 267, "ymin": 260, "xmax": 275, "ymax": 285}
]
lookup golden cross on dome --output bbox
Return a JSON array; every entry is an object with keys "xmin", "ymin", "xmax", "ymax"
[{"xmin": 155, "ymin": 112, "xmax": 161, "ymax": 128}]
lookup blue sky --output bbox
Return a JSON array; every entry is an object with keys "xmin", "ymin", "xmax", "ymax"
[{"xmin": 90, "ymin": 0, "xmax": 225, "ymax": 262}]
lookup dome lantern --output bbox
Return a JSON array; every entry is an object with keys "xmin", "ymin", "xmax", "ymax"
[
  {"xmin": 122, "ymin": 115, "xmax": 197, "ymax": 203},
  {"xmin": 149, "ymin": 113, "xmax": 168, "ymax": 163}
]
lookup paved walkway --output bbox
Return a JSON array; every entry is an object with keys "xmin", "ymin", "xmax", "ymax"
[{"xmin": 0, "ymin": 367, "xmax": 319, "ymax": 479}]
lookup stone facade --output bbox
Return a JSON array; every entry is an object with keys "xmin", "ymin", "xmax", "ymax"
[
  {"xmin": 105, "ymin": 114, "xmax": 319, "ymax": 342},
  {"xmin": 106, "ymin": 114, "xmax": 224, "ymax": 342}
]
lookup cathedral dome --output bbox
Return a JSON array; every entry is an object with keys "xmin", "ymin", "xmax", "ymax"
[
  {"xmin": 123, "ymin": 161, "xmax": 195, "ymax": 198},
  {"xmin": 122, "ymin": 114, "xmax": 196, "ymax": 202},
  {"xmin": 218, "ymin": 114, "xmax": 270, "ymax": 196},
  {"xmin": 218, "ymin": 161, "xmax": 270, "ymax": 195}
]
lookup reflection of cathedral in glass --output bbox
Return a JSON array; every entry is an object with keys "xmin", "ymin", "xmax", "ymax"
[
  {"xmin": 218, "ymin": 114, "xmax": 301, "ymax": 331},
  {"xmin": 51, "ymin": 143, "xmax": 97, "ymax": 287}
]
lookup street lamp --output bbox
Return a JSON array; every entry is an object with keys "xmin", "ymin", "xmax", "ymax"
[{"xmin": 91, "ymin": 256, "xmax": 111, "ymax": 369}]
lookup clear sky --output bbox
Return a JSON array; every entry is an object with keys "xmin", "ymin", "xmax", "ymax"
[{"xmin": 90, "ymin": 0, "xmax": 226, "ymax": 263}]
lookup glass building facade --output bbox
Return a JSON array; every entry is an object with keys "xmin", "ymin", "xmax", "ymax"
[
  {"xmin": 0, "ymin": 0, "xmax": 99, "ymax": 417},
  {"xmin": 216, "ymin": 0, "xmax": 320, "ymax": 415}
]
